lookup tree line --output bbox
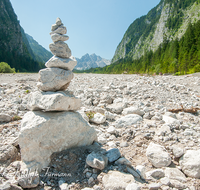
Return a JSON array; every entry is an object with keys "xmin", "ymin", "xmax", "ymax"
[{"xmin": 76, "ymin": 20, "xmax": 200, "ymax": 75}]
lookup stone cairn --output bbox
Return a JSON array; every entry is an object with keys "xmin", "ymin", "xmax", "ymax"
[{"xmin": 18, "ymin": 18, "xmax": 97, "ymax": 172}]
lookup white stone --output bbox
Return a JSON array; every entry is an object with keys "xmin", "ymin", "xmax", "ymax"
[
  {"xmin": 163, "ymin": 115, "xmax": 180, "ymax": 125},
  {"xmin": 51, "ymin": 33, "xmax": 69, "ymax": 43},
  {"xmin": 115, "ymin": 114, "xmax": 142, "ymax": 128},
  {"xmin": 106, "ymin": 126, "xmax": 117, "ymax": 135},
  {"xmin": 49, "ymin": 41, "xmax": 71, "ymax": 58},
  {"xmin": 179, "ymin": 149, "xmax": 200, "ymax": 178},
  {"xmin": 19, "ymin": 111, "xmax": 97, "ymax": 171},
  {"xmin": 27, "ymin": 91, "xmax": 81, "ymax": 111},
  {"xmin": 90, "ymin": 113, "xmax": 106, "ymax": 124},
  {"xmin": 0, "ymin": 144, "xmax": 18, "ymax": 165},
  {"xmin": 172, "ymin": 145, "xmax": 184, "ymax": 158},
  {"xmin": 145, "ymin": 169, "xmax": 165, "ymax": 180},
  {"xmin": 126, "ymin": 183, "xmax": 140, "ymax": 190},
  {"xmin": 86, "ymin": 151, "xmax": 108, "ymax": 170},
  {"xmin": 164, "ymin": 167, "xmax": 186, "ymax": 182},
  {"xmin": 0, "ymin": 113, "xmax": 12, "ymax": 122},
  {"xmin": 56, "ymin": 17, "xmax": 62, "ymax": 26},
  {"xmin": 50, "ymin": 25, "xmax": 67, "ymax": 35},
  {"xmin": 106, "ymin": 103, "xmax": 124, "ymax": 114},
  {"xmin": 37, "ymin": 68, "xmax": 73, "ymax": 92},
  {"xmin": 105, "ymin": 111, "xmax": 117, "ymax": 120},
  {"xmin": 102, "ymin": 171, "xmax": 135, "ymax": 190},
  {"xmin": 45, "ymin": 56, "xmax": 77, "ymax": 71},
  {"xmin": 122, "ymin": 107, "xmax": 144, "ymax": 116},
  {"xmin": 146, "ymin": 142, "xmax": 171, "ymax": 168}
]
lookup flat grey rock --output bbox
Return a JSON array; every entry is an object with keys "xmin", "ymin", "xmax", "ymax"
[
  {"xmin": 45, "ymin": 56, "xmax": 77, "ymax": 70},
  {"xmin": 50, "ymin": 25, "xmax": 67, "ymax": 35},
  {"xmin": 49, "ymin": 41, "xmax": 71, "ymax": 58},
  {"xmin": 146, "ymin": 142, "xmax": 171, "ymax": 168},
  {"xmin": 27, "ymin": 90, "xmax": 82, "ymax": 111},
  {"xmin": 51, "ymin": 33, "xmax": 69, "ymax": 43},
  {"xmin": 37, "ymin": 68, "xmax": 73, "ymax": 92},
  {"xmin": 115, "ymin": 114, "xmax": 142, "ymax": 128}
]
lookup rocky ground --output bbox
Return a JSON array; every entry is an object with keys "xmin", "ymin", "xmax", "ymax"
[{"xmin": 0, "ymin": 73, "xmax": 200, "ymax": 190}]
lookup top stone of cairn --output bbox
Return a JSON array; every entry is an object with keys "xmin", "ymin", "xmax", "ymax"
[{"xmin": 51, "ymin": 17, "xmax": 63, "ymax": 31}]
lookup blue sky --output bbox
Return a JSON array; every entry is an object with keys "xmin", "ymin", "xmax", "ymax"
[{"xmin": 10, "ymin": 0, "xmax": 160, "ymax": 59}]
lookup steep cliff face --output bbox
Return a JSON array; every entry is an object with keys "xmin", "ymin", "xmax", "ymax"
[
  {"xmin": 0, "ymin": 0, "xmax": 44, "ymax": 72},
  {"xmin": 26, "ymin": 33, "xmax": 52, "ymax": 63},
  {"xmin": 112, "ymin": 0, "xmax": 200, "ymax": 63}
]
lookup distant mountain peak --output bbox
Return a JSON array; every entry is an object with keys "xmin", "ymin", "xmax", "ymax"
[{"xmin": 75, "ymin": 53, "xmax": 111, "ymax": 70}]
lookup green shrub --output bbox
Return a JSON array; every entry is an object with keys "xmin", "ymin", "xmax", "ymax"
[
  {"xmin": 12, "ymin": 115, "xmax": 22, "ymax": 121},
  {"xmin": 85, "ymin": 111, "xmax": 96, "ymax": 119},
  {"xmin": 0, "ymin": 62, "xmax": 15, "ymax": 73}
]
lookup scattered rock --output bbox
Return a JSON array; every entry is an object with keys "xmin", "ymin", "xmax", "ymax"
[
  {"xmin": 0, "ymin": 114, "xmax": 12, "ymax": 122},
  {"xmin": 146, "ymin": 142, "xmax": 171, "ymax": 168},
  {"xmin": 106, "ymin": 148, "xmax": 121, "ymax": 162},
  {"xmin": 90, "ymin": 113, "xmax": 106, "ymax": 124},
  {"xmin": 179, "ymin": 149, "xmax": 200, "ymax": 178},
  {"xmin": 115, "ymin": 114, "xmax": 142, "ymax": 128},
  {"xmin": 102, "ymin": 171, "xmax": 135, "ymax": 190},
  {"xmin": 86, "ymin": 151, "xmax": 108, "ymax": 170},
  {"xmin": 122, "ymin": 107, "xmax": 144, "ymax": 116}
]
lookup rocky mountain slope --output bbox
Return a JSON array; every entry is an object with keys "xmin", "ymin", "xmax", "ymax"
[
  {"xmin": 75, "ymin": 53, "xmax": 111, "ymax": 70},
  {"xmin": 26, "ymin": 33, "xmax": 52, "ymax": 63},
  {"xmin": 112, "ymin": 0, "xmax": 200, "ymax": 63},
  {"xmin": 0, "ymin": 0, "xmax": 52, "ymax": 72}
]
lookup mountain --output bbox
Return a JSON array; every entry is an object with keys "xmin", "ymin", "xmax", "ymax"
[
  {"xmin": 87, "ymin": 0, "xmax": 200, "ymax": 74},
  {"xmin": 74, "ymin": 53, "xmax": 111, "ymax": 70},
  {"xmin": 0, "ymin": 0, "xmax": 44, "ymax": 72},
  {"xmin": 26, "ymin": 33, "xmax": 52, "ymax": 63},
  {"xmin": 112, "ymin": 0, "xmax": 200, "ymax": 63}
]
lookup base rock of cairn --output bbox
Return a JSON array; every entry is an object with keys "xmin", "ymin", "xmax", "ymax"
[{"xmin": 18, "ymin": 18, "xmax": 97, "ymax": 172}]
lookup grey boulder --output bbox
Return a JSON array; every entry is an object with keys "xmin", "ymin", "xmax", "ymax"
[
  {"xmin": 27, "ymin": 90, "xmax": 82, "ymax": 111},
  {"xmin": 86, "ymin": 151, "xmax": 108, "ymax": 170},
  {"xmin": 45, "ymin": 56, "xmax": 77, "ymax": 70},
  {"xmin": 37, "ymin": 68, "xmax": 74, "ymax": 92},
  {"xmin": 49, "ymin": 41, "xmax": 71, "ymax": 58},
  {"xmin": 179, "ymin": 149, "xmax": 200, "ymax": 178},
  {"xmin": 146, "ymin": 142, "xmax": 171, "ymax": 168},
  {"xmin": 50, "ymin": 25, "xmax": 67, "ymax": 35},
  {"xmin": 51, "ymin": 33, "xmax": 69, "ymax": 43},
  {"xmin": 19, "ymin": 111, "xmax": 97, "ymax": 171}
]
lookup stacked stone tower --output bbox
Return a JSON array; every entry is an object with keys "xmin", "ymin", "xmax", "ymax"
[{"xmin": 18, "ymin": 18, "xmax": 97, "ymax": 172}]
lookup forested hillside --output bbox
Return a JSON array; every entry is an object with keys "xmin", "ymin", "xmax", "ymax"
[
  {"xmin": 79, "ymin": 17, "xmax": 200, "ymax": 74},
  {"xmin": 0, "ymin": 0, "xmax": 44, "ymax": 72},
  {"xmin": 81, "ymin": 0, "xmax": 200, "ymax": 75}
]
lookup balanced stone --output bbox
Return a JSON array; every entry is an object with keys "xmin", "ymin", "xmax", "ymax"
[
  {"xmin": 56, "ymin": 17, "xmax": 62, "ymax": 26},
  {"xmin": 27, "ymin": 90, "xmax": 82, "ymax": 111},
  {"xmin": 51, "ymin": 33, "xmax": 69, "ymax": 43},
  {"xmin": 50, "ymin": 25, "xmax": 67, "ymax": 35},
  {"xmin": 45, "ymin": 55, "xmax": 77, "ymax": 70},
  {"xmin": 49, "ymin": 41, "xmax": 71, "ymax": 58},
  {"xmin": 37, "ymin": 67, "xmax": 74, "ymax": 91},
  {"xmin": 19, "ymin": 111, "xmax": 97, "ymax": 171}
]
